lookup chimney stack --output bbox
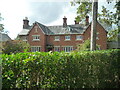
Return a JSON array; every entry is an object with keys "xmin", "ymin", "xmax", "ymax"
[
  {"xmin": 85, "ymin": 16, "xmax": 89, "ymax": 26},
  {"xmin": 23, "ymin": 17, "xmax": 29, "ymax": 29},
  {"xmin": 74, "ymin": 20, "xmax": 79, "ymax": 25},
  {"xmin": 63, "ymin": 16, "xmax": 67, "ymax": 27}
]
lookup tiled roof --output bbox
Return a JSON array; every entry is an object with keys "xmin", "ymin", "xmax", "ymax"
[
  {"xmin": 18, "ymin": 29, "xmax": 30, "ymax": 35},
  {"xmin": 48, "ymin": 24, "xmax": 87, "ymax": 35},
  {"xmin": 36, "ymin": 22, "xmax": 54, "ymax": 35},
  {"xmin": 0, "ymin": 33, "xmax": 11, "ymax": 42},
  {"xmin": 18, "ymin": 21, "xmax": 89, "ymax": 36}
]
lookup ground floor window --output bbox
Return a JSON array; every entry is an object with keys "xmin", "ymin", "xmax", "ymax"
[
  {"xmin": 54, "ymin": 46, "xmax": 60, "ymax": 52},
  {"xmin": 31, "ymin": 46, "xmax": 41, "ymax": 52},
  {"xmin": 62, "ymin": 46, "xmax": 73, "ymax": 52}
]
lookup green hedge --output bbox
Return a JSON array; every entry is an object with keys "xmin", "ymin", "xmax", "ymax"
[{"xmin": 2, "ymin": 49, "xmax": 120, "ymax": 88}]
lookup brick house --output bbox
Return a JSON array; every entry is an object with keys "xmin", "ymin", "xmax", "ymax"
[{"xmin": 18, "ymin": 16, "xmax": 107, "ymax": 52}]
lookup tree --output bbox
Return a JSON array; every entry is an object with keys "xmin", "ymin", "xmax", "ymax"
[
  {"xmin": 71, "ymin": 0, "xmax": 119, "ymax": 50},
  {"xmin": 90, "ymin": 0, "xmax": 98, "ymax": 51},
  {"xmin": 71, "ymin": 0, "xmax": 116, "ymax": 27},
  {"xmin": 2, "ymin": 40, "xmax": 30, "ymax": 54},
  {"xmin": 71, "ymin": 0, "xmax": 92, "ymax": 23},
  {"xmin": 77, "ymin": 39, "xmax": 100, "ymax": 51}
]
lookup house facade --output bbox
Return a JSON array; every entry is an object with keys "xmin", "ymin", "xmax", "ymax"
[{"xmin": 18, "ymin": 16, "xmax": 107, "ymax": 52}]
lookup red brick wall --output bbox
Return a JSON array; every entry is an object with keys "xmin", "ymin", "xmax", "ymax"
[
  {"xmin": 28, "ymin": 23, "xmax": 46, "ymax": 52},
  {"xmin": 28, "ymin": 22, "xmax": 107, "ymax": 52},
  {"xmin": 83, "ymin": 22, "xmax": 107, "ymax": 50},
  {"xmin": 47, "ymin": 34, "xmax": 84, "ymax": 51}
]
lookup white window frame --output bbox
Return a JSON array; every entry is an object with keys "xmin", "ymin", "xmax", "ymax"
[
  {"xmin": 54, "ymin": 46, "xmax": 60, "ymax": 52},
  {"xmin": 62, "ymin": 46, "xmax": 73, "ymax": 52},
  {"xmin": 54, "ymin": 36, "xmax": 60, "ymax": 41},
  {"xmin": 65, "ymin": 35, "xmax": 71, "ymax": 41},
  {"xmin": 31, "ymin": 46, "xmax": 41, "ymax": 52},
  {"xmin": 96, "ymin": 36, "xmax": 99, "ymax": 40},
  {"xmin": 97, "ymin": 32, "xmax": 99, "ymax": 35},
  {"xmin": 76, "ymin": 35, "xmax": 83, "ymax": 40},
  {"xmin": 32, "ymin": 35, "xmax": 40, "ymax": 41}
]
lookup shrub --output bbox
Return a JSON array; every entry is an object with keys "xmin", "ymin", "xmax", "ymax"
[
  {"xmin": 2, "ymin": 40, "xmax": 30, "ymax": 54},
  {"xmin": 77, "ymin": 39, "xmax": 100, "ymax": 51},
  {"xmin": 2, "ymin": 49, "xmax": 120, "ymax": 88}
]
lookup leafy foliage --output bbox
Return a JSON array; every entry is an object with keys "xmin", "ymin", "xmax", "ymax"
[
  {"xmin": 107, "ymin": 29, "xmax": 118, "ymax": 41},
  {"xmin": 77, "ymin": 39, "xmax": 100, "ymax": 51},
  {"xmin": 2, "ymin": 40, "xmax": 30, "ymax": 54},
  {"xmin": 71, "ymin": 1, "xmax": 119, "ymax": 31},
  {"xmin": 71, "ymin": 0, "xmax": 92, "ymax": 23},
  {"xmin": 2, "ymin": 49, "xmax": 120, "ymax": 88}
]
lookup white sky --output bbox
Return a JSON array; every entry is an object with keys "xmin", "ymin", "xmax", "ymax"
[{"xmin": 0, "ymin": 0, "xmax": 115, "ymax": 39}]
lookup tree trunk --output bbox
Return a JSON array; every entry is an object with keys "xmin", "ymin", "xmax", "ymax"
[{"xmin": 90, "ymin": 0, "xmax": 98, "ymax": 51}]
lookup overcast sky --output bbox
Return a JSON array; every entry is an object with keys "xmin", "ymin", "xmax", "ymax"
[{"xmin": 0, "ymin": 0, "xmax": 115, "ymax": 39}]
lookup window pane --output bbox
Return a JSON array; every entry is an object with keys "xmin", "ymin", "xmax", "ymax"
[
  {"xmin": 62, "ymin": 46, "xmax": 73, "ymax": 52},
  {"xmin": 55, "ymin": 36, "xmax": 60, "ymax": 41},
  {"xmin": 65, "ymin": 36, "xmax": 70, "ymax": 40},
  {"xmin": 76, "ymin": 35, "xmax": 83, "ymax": 40}
]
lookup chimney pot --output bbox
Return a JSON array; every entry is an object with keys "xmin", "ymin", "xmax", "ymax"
[
  {"xmin": 74, "ymin": 20, "xmax": 79, "ymax": 24},
  {"xmin": 23, "ymin": 17, "xmax": 29, "ymax": 29},
  {"xmin": 86, "ymin": 16, "xmax": 89, "ymax": 26},
  {"xmin": 63, "ymin": 16, "xmax": 67, "ymax": 27}
]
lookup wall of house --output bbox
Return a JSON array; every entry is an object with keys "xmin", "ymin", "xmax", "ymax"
[
  {"xmin": 47, "ymin": 34, "xmax": 84, "ymax": 51},
  {"xmin": 27, "ymin": 22, "xmax": 107, "ymax": 52},
  {"xmin": 83, "ymin": 22, "xmax": 107, "ymax": 50},
  {"xmin": 28, "ymin": 24, "xmax": 46, "ymax": 52}
]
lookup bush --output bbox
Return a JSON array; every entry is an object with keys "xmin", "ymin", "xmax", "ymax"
[
  {"xmin": 77, "ymin": 39, "xmax": 100, "ymax": 51},
  {"xmin": 2, "ymin": 49, "xmax": 120, "ymax": 88},
  {"xmin": 2, "ymin": 40, "xmax": 30, "ymax": 54}
]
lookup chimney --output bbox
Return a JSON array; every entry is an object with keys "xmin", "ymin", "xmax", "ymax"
[
  {"xmin": 23, "ymin": 17, "xmax": 29, "ymax": 29},
  {"xmin": 74, "ymin": 20, "xmax": 79, "ymax": 25},
  {"xmin": 85, "ymin": 16, "xmax": 89, "ymax": 26},
  {"xmin": 63, "ymin": 16, "xmax": 67, "ymax": 27}
]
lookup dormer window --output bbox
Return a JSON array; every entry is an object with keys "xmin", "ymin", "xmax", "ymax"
[
  {"xmin": 65, "ymin": 35, "xmax": 70, "ymax": 41},
  {"xmin": 32, "ymin": 35, "xmax": 40, "ymax": 41}
]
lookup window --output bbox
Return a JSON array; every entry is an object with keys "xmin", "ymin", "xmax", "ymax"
[
  {"xmin": 31, "ymin": 46, "xmax": 41, "ymax": 52},
  {"xmin": 97, "ymin": 32, "xmax": 99, "ymax": 35},
  {"xmin": 54, "ymin": 46, "xmax": 60, "ymax": 52},
  {"xmin": 63, "ymin": 46, "xmax": 73, "ymax": 52},
  {"xmin": 32, "ymin": 35, "xmax": 40, "ymax": 41},
  {"xmin": 76, "ymin": 35, "xmax": 83, "ymax": 40},
  {"xmin": 54, "ymin": 36, "xmax": 60, "ymax": 41},
  {"xmin": 96, "ymin": 36, "xmax": 99, "ymax": 40},
  {"xmin": 65, "ymin": 36, "xmax": 70, "ymax": 41}
]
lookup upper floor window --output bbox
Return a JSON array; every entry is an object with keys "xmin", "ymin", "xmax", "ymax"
[
  {"xmin": 32, "ymin": 35, "xmax": 40, "ymax": 41},
  {"xmin": 97, "ymin": 32, "xmax": 99, "ymax": 35},
  {"xmin": 96, "ymin": 36, "xmax": 99, "ymax": 40},
  {"xmin": 54, "ymin": 36, "xmax": 60, "ymax": 41},
  {"xmin": 65, "ymin": 35, "xmax": 70, "ymax": 41},
  {"xmin": 76, "ymin": 35, "xmax": 83, "ymax": 40}
]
